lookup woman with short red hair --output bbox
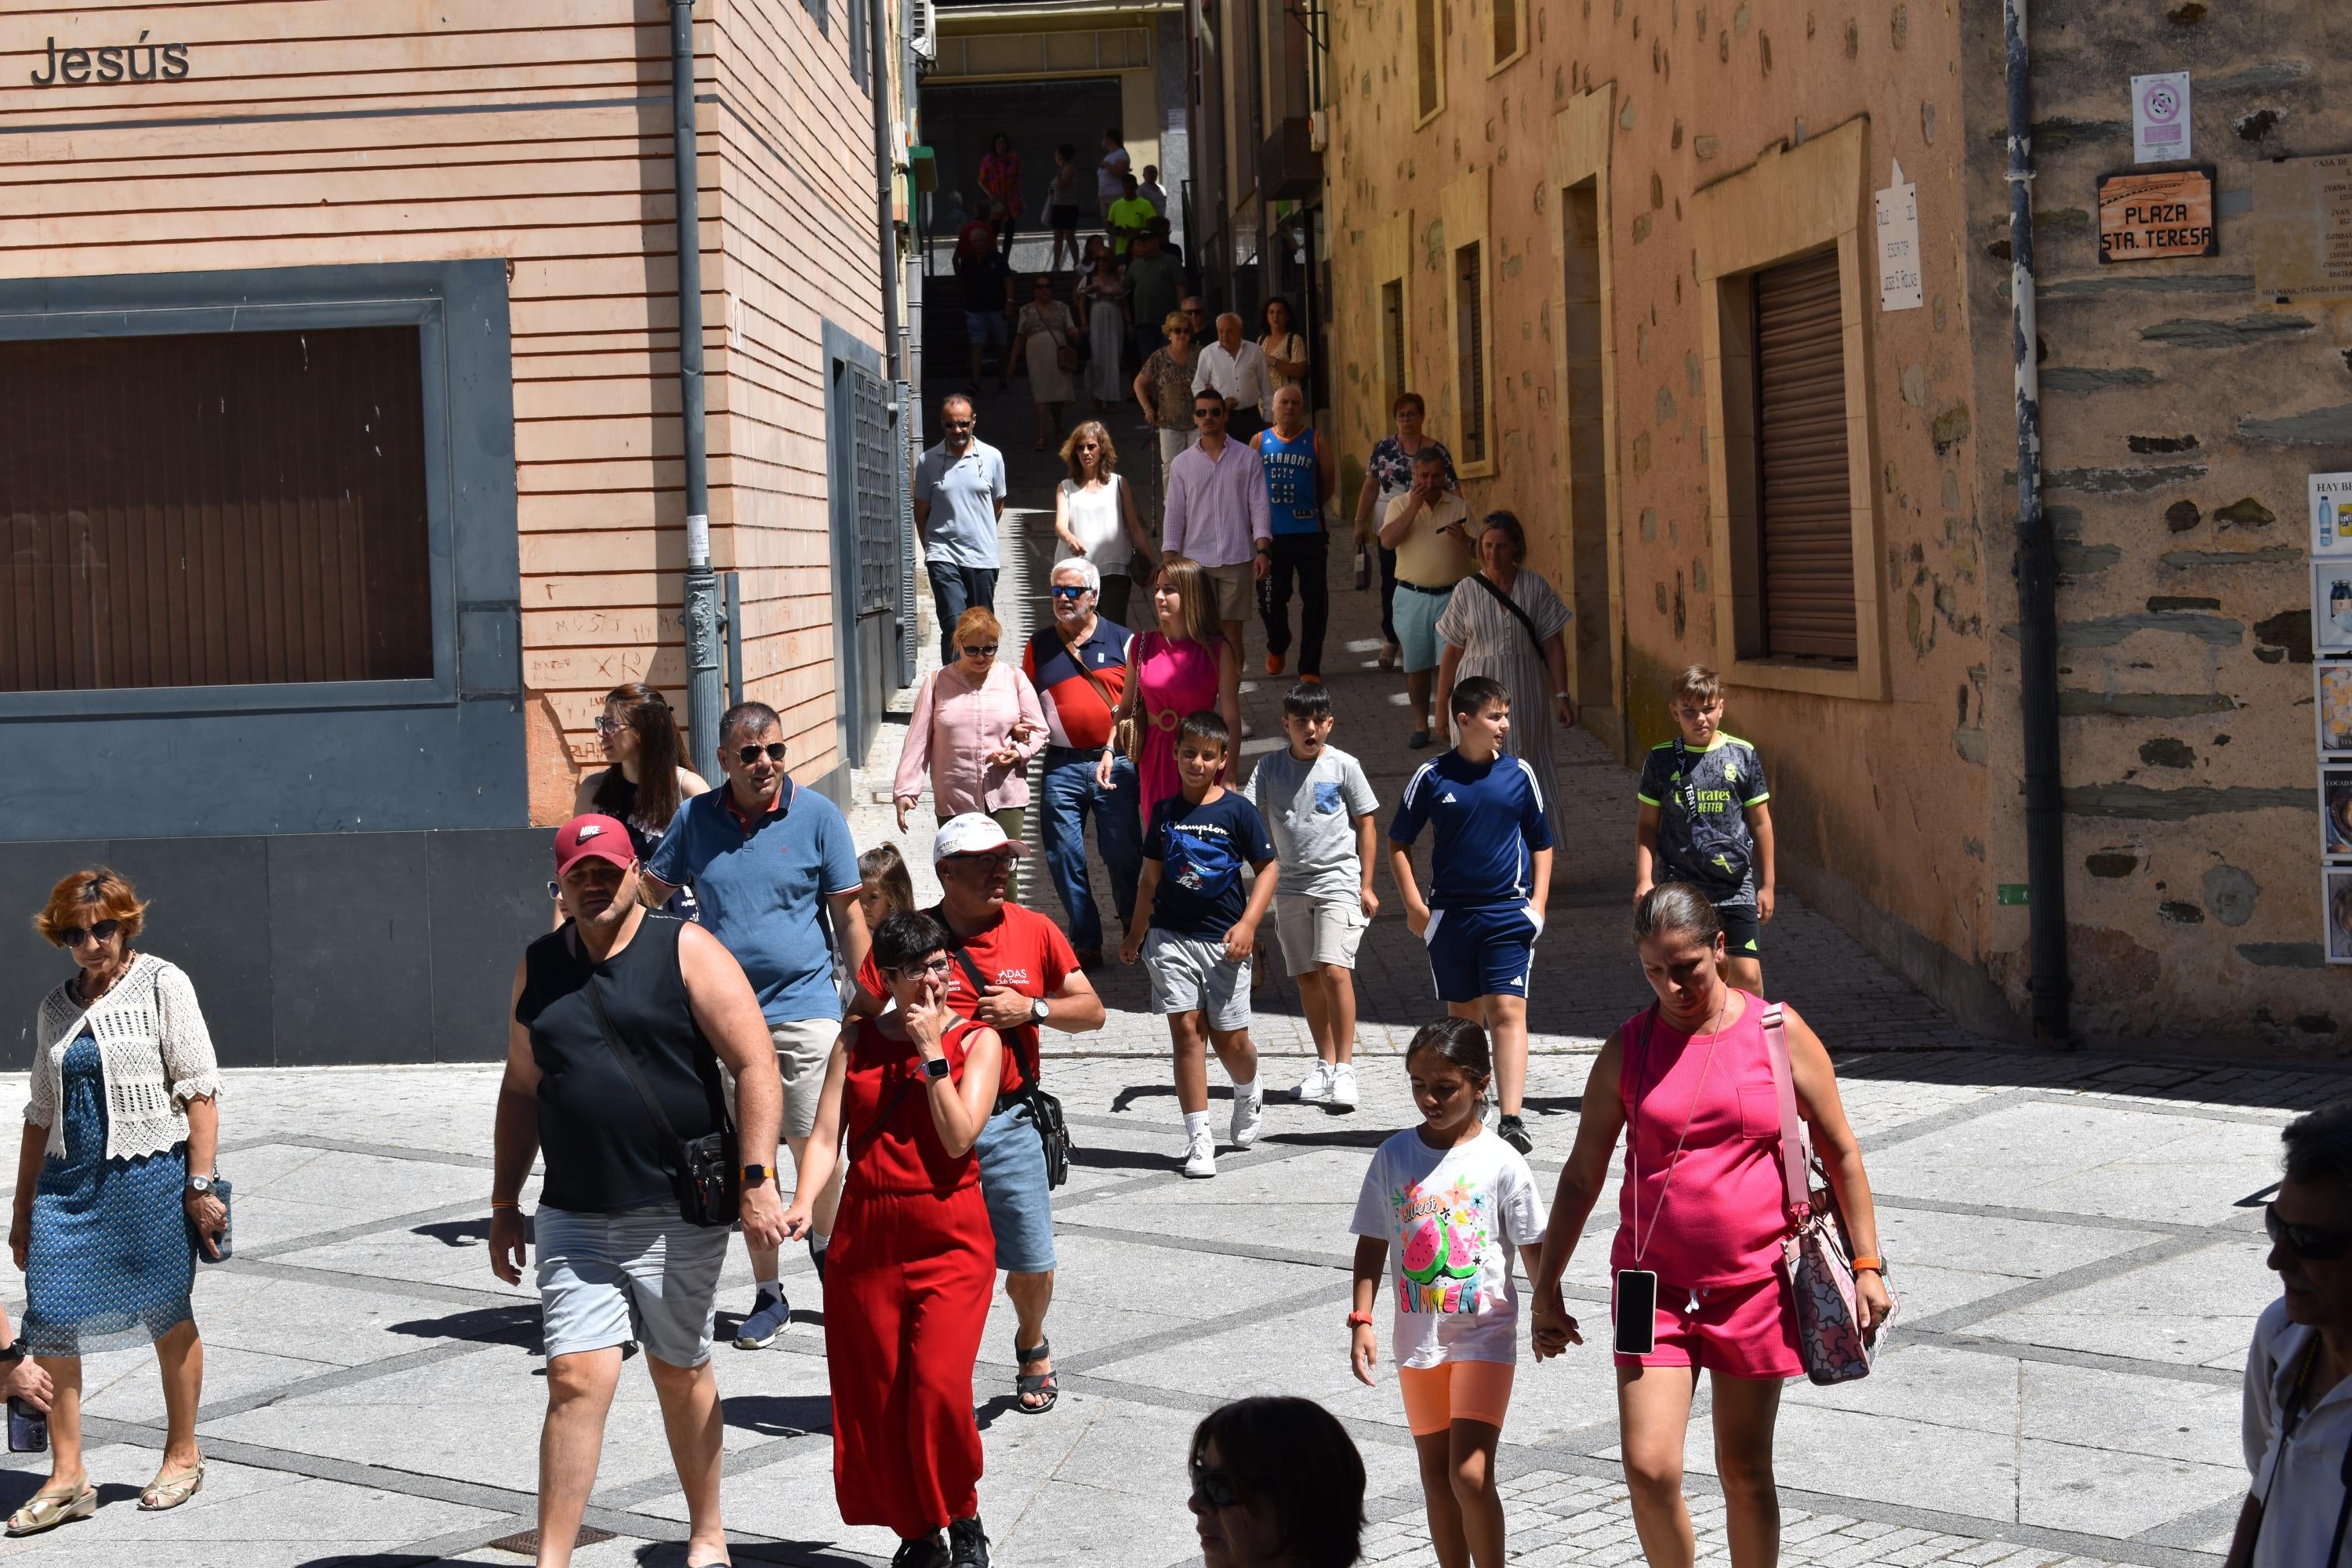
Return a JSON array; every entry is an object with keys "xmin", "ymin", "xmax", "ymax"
[{"xmin": 8, "ymin": 868, "xmax": 227, "ymax": 1536}]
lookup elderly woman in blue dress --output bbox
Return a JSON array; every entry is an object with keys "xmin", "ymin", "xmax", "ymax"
[{"xmin": 8, "ymin": 868, "xmax": 227, "ymax": 1536}]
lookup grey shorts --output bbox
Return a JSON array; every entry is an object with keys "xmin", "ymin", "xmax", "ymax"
[
  {"xmin": 1145, "ymin": 928, "xmax": 1251, "ymax": 1032},
  {"xmin": 1273, "ymin": 895, "xmax": 1366, "ymax": 974},
  {"xmin": 535, "ymin": 1204, "xmax": 730, "ymax": 1368}
]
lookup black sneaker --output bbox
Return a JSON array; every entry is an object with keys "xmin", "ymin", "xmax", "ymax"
[
  {"xmin": 1497, "ymin": 1114, "xmax": 1534, "ymax": 1154},
  {"xmin": 949, "ymin": 1515, "xmax": 991, "ymax": 1568},
  {"xmin": 892, "ymin": 1534, "xmax": 949, "ymax": 1568}
]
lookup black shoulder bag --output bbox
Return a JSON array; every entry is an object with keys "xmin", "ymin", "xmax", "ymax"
[
  {"xmin": 581, "ymin": 968, "xmax": 740, "ymax": 1228},
  {"xmin": 1670, "ymin": 736, "xmax": 1753, "ymax": 902},
  {"xmin": 936, "ymin": 925, "xmax": 1074, "ymax": 1189}
]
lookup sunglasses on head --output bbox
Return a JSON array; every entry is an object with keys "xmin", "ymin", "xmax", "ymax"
[
  {"xmin": 56, "ymin": 919, "xmax": 122, "ymax": 949},
  {"xmin": 1188, "ymin": 1459, "xmax": 1243, "ymax": 1509},
  {"xmin": 2267, "ymin": 1202, "xmax": 2352, "ymax": 1261},
  {"xmin": 735, "ymin": 742, "xmax": 787, "ymax": 766},
  {"xmin": 962, "ymin": 643, "xmax": 1000, "ymax": 658}
]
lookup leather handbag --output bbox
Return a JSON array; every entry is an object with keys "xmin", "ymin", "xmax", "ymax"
[
  {"xmin": 1761, "ymin": 1003, "xmax": 1893, "ymax": 1384},
  {"xmin": 942, "ymin": 938, "xmax": 1073, "ymax": 1189},
  {"xmin": 583, "ymin": 972, "xmax": 739, "ymax": 1229}
]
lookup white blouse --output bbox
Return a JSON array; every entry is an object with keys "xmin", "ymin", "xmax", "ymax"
[{"xmin": 1061, "ymin": 474, "xmax": 1133, "ymax": 572}]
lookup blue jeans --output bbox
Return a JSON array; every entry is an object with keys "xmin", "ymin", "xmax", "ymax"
[
  {"xmin": 1038, "ymin": 747, "xmax": 1142, "ymax": 953},
  {"xmin": 926, "ymin": 561, "xmax": 998, "ymax": 666}
]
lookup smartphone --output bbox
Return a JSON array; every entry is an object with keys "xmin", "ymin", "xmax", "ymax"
[
  {"xmin": 7, "ymin": 1396, "xmax": 47, "ymax": 1454},
  {"xmin": 1613, "ymin": 1269, "xmax": 1659, "ymax": 1356}
]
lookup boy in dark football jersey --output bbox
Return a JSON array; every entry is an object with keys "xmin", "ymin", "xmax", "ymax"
[{"xmin": 1634, "ymin": 664, "xmax": 1777, "ymax": 993}]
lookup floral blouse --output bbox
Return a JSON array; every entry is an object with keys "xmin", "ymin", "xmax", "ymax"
[
  {"xmin": 1142, "ymin": 348, "xmax": 1198, "ymax": 430},
  {"xmin": 1367, "ymin": 436, "xmax": 1460, "ymax": 503}
]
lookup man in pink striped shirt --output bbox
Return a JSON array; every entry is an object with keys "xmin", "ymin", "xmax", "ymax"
[{"xmin": 1163, "ymin": 389, "xmax": 1273, "ymax": 663}]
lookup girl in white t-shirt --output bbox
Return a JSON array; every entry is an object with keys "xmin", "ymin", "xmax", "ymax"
[{"xmin": 1349, "ymin": 1018, "xmax": 1552, "ymax": 1568}]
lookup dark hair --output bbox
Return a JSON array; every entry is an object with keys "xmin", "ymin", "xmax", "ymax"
[
  {"xmin": 1394, "ymin": 391, "xmax": 1428, "ymax": 417},
  {"xmin": 1479, "ymin": 510, "xmax": 1527, "ymax": 564},
  {"xmin": 2283, "ymin": 1099, "xmax": 2352, "ymax": 1194},
  {"xmin": 1261, "ymin": 295, "xmax": 1295, "ymax": 332},
  {"xmin": 1189, "ymin": 1398, "xmax": 1366, "ymax": 1568},
  {"xmin": 719, "ymin": 700, "xmax": 781, "ymax": 747},
  {"xmin": 1410, "ymin": 444, "xmax": 1447, "ymax": 468},
  {"xmin": 1281, "ymin": 681, "xmax": 1335, "ymax": 723},
  {"xmin": 1405, "ymin": 1016, "xmax": 1492, "ymax": 1087},
  {"xmin": 1449, "ymin": 675, "xmax": 1508, "ymax": 720},
  {"xmin": 1105, "ymin": 125, "xmax": 1123, "ymax": 141},
  {"xmin": 1633, "ymin": 882, "xmax": 1726, "ymax": 947},
  {"xmin": 872, "ymin": 909, "xmax": 951, "ymax": 976},
  {"xmin": 1178, "ymin": 709, "xmax": 1232, "ymax": 753},
  {"xmin": 593, "ymin": 682, "xmax": 684, "ymax": 830},
  {"xmin": 1055, "ymin": 141, "xmax": 1076, "ymax": 162},
  {"xmin": 1194, "ymin": 386, "xmax": 1228, "ymax": 408},
  {"xmin": 858, "ymin": 843, "xmax": 916, "ymax": 922}
]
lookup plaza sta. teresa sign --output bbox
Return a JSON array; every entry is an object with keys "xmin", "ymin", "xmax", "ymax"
[
  {"xmin": 29, "ymin": 31, "xmax": 190, "ymax": 85},
  {"xmin": 2096, "ymin": 165, "xmax": 2219, "ymax": 263}
]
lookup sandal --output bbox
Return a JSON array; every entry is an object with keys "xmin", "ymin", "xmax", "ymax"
[
  {"xmin": 139, "ymin": 1461, "xmax": 205, "ymax": 1512},
  {"xmin": 5, "ymin": 1483, "xmax": 95, "ymax": 1537},
  {"xmin": 1014, "ymin": 1339, "xmax": 1058, "ymax": 1414}
]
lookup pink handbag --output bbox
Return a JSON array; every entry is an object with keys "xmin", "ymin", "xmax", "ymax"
[{"xmin": 1761, "ymin": 1004, "xmax": 1893, "ymax": 1385}]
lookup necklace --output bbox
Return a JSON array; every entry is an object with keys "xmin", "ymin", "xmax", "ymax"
[{"xmin": 1627, "ymin": 991, "xmax": 1730, "ymax": 1284}]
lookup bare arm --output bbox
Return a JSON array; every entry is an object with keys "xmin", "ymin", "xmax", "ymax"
[
  {"xmin": 1529, "ymin": 847, "xmax": 1553, "ymax": 922},
  {"xmin": 1388, "ymin": 840, "xmax": 1428, "ymax": 935},
  {"xmin": 9, "ymin": 1123, "xmax": 45, "ymax": 1272},
  {"xmin": 1749, "ymin": 801, "xmax": 1777, "ymax": 921},
  {"xmin": 828, "ymin": 889, "xmax": 873, "ymax": 999},
  {"xmin": 1530, "ymin": 1035, "xmax": 1628, "ymax": 1358},
  {"xmin": 1053, "ymin": 484, "xmax": 1083, "ymax": 556},
  {"xmin": 1783, "ymin": 1003, "xmax": 1891, "ymax": 1331},
  {"xmin": 180, "ymin": 1094, "xmax": 226, "ymax": 1259},
  {"xmin": 489, "ymin": 960, "xmax": 543, "ymax": 1285},
  {"xmin": 1353, "ymin": 813, "xmax": 1381, "ymax": 919},
  {"xmin": 1134, "ymin": 364, "xmax": 1158, "ymax": 423},
  {"xmin": 931, "ymin": 1025, "xmax": 1003, "ymax": 1157},
  {"xmin": 1353, "ymin": 472, "xmax": 1381, "ymax": 539},
  {"xmin": 783, "ymin": 1041, "xmax": 849, "ymax": 1240},
  {"xmin": 1543, "ymin": 631, "xmax": 1576, "ymax": 728},
  {"xmin": 677, "ymin": 922, "xmax": 787, "ymax": 1247},
  {"xmin": 1633, "ymin": 800, "xmax": 1662, "ymax": 899},
  {"xmin": 1377, "ymin": 492, "xmax": 1425, "ymax": 550},
  {"xmin": 1120, "ymin": 858, "xmax": 1164, "ymax": 963},
  {"xmin": 1225, "ymin": 856, "xmax": 1279, "ymax": 962},
  {"xmin": 1348, "ymin": 1234, "xmax": 1385, "ymax": 1384}
]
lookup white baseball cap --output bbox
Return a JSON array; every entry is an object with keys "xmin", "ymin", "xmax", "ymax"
[{"xmin": 932, "ymin": 812, "xmax": 1033, "ymax": 865}]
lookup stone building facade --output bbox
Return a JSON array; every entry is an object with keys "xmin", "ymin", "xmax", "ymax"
[{"xmin": 1319, "ymin": 0, "xmax": 2348, "ymax": 1049}]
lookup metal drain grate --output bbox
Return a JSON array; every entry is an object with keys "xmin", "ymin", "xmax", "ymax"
[{"xmin": 485, "ymin": 1524, "xmax": 616, "ymax": 1556}]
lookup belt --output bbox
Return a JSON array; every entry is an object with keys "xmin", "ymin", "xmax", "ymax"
[
  {"xmin": 1396, "ymin": 578, "xmax": 1456, "ymax": 595},
  {"xmin": 1044, "ymin": 743, "xmax": 1096, "ymax": 760}
]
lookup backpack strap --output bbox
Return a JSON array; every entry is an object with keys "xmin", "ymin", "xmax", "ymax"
[{"xmin": 1759, "ymin": 1001, "xmax": 1812, "ymax": 1223}]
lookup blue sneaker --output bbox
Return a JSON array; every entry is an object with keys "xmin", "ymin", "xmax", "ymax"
[{"xmin": 734, "ymin": 1289, "xmax": 791, "ymax": 1349}]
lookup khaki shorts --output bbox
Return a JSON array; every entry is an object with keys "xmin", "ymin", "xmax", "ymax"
[
  {"xmin": 723, "ymin": 1018, "xmax": 842, "ymax": 1142},
  {"xmin": 1273, "ymin": 895, "xmax": 1366, "ymax": 975},
  {"xmin": 1203, "ymin": 561, "xmax": 1253, "ymax": 622}
]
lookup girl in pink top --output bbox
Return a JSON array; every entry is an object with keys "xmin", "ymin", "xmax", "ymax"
[
  {"xmin": 1098, "ymin": 555, "xmax": 1242, "ymax": 833},
  {"xmin": 897, "ymin": 607, "xmax": 1047, "ymax": 889},
  {"xmin": 1528, "ymin": 884, "xmax": 1890, "ymax": 1568}
]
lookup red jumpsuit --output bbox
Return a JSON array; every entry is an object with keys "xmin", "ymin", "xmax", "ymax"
[{"xmin": 827, "ymin": 1017, "xmax": 998, "ymax": 1540}]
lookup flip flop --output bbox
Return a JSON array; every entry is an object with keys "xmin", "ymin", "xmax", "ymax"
[
  {"xmin": 1014, "ymin": 1338, "xmax": 1058, "ymax": 1414},
  {"xmin": 139, "ymin": 1461, "xmax": 205, "ymax": 1512},
  {"xmin": 5, "ymin": 1483, "xmax": 95, "ymax": 1537}
]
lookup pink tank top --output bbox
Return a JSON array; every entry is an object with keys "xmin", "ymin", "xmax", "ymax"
[{"xmin": 1608, "ymin": 992, "xmax": 1790, "ymax": 1288}]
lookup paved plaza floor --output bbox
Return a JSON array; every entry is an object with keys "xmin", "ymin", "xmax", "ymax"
[{"xmin": 0, "ymin": 376, "xmax": 2330, "ymax": 1565}]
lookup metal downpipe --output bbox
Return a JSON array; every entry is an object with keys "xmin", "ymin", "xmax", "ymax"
[
  {"xmin": 2005, "ymin": 0, "xmax": 2071, "ymax": 1043},
  {"xmin": 670, "ymin": 0, "xmax": 721, "ymax": 760}
]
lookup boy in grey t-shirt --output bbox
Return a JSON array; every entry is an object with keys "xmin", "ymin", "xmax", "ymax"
[{"xmin": 1243, "ymin": 683, "xmax": 1380, "ymax": 1110}]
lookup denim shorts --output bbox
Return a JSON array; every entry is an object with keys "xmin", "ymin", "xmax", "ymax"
[
  {"xmin": 966, "ymin": 309, "xmax": 1011, "ymax": 347},
  {"xmin": 535, "ymin": 1204, "xmax": 729, "ymax": 1367},
  {"xmin": 976, "ymin": 1102, "xmax": 1058, "ymax": 1273}
]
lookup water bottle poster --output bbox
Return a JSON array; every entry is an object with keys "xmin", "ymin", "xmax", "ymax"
[
  {"xmin": 2312, "ymin": 472, "xmax": 2352, "ymax": 559},
  {"xmin": 2318, "ymin": 564, "xmax": 2352, "ymax": 658}
]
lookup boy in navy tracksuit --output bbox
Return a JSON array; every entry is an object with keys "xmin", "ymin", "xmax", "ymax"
[{"xmin": 1387, "ymin": 675, "xmax": 1553, "ymax": 1154}]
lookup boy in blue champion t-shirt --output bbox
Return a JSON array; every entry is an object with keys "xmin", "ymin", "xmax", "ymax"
[{"xmin": 1387, "ymin": 675, "xmax": 1553, "ymax": 1155}]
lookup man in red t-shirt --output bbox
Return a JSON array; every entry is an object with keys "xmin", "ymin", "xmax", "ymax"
[{"xmin": 852, "ymin": 813, "xmax": 1105, "ymax": 1414}]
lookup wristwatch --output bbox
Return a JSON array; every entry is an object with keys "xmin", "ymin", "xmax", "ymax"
[
  {"xmin": 1029, "ymin": 996, "xmax": 1052, "ymax": 1025},
  {"xmin": 739, "ymin": 1163, "xmax": 771, "ymax": 1189},
  {"xmin": 187, "ymin": 1174, "xmax": 215, "ymax": 1196},
  {"xmin": 920, "ymin": 1055, "xmax": 953, "ymax": 1081}
]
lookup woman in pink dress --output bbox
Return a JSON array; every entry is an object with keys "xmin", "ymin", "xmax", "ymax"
[{"xmin": 1097, "ymin": 555, "xmax": 1241, "ymax": 832}]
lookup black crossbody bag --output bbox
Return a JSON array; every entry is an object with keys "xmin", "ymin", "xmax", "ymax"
[
  {"xmin": 1466, "ymin": 569, "xmax": 1550, "ymax": 666},
  {"xmin": 936, "ymin": 931, "xmax": 1074, "ymax": 1189},
  {"xmin": 581, "ymin": 967, "xmax": 739, "ymax": 1229}
]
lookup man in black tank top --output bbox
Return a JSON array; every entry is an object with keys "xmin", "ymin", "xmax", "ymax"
[{"xmin": 489, "ymin": 814, "xmax": 789, "ymax": 1568}]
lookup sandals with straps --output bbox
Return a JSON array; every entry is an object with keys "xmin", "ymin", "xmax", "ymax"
[
  {"xmin": 5, "ymin": 1483, "xmax": 95, "ymax": 1537},
  {"xmin": 1014, "ymin": 1339, "xmax": 1059, "ymax": 1415},
  {"xmin": 139, "ymin": 1461, "xmax": 205, "ymax": 1512}
]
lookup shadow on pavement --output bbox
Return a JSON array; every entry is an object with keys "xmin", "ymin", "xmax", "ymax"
[
  {"xmin": 722, "ymin": 1392, "xmax": 832, "ymax": 1439},
  {"xmin": 388, "ymin": 1305, "xmax": 542, "ymax": 1354}
]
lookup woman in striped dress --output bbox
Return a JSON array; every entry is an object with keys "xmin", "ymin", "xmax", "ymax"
[{"xmin": 1434, "ymin": 511, "xmax": 1577, "ymax": 857}]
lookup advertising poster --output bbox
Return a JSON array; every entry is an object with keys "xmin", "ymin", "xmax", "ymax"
[
  {"xmin": 2318, "ymin": 564, "xmax": 2352, "ymax": 657},
  {"xmin": 2313, "ymin": 472, "xmax": 2352, "ymax": 557},
  {"xmin": 2326, "ymin": 765, "xmax": 2352, "ymax": 857},
  {"xmin": 2328, "ymin": 866, "xmax": 2352, "ymax": 964},
  {"xmin": 2323, "ymin": 661, "xmax": 2352, "ymax": 754}
]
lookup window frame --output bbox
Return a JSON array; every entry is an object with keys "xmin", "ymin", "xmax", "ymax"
[
  {"xmin": 1440, "ymin": 169, "xmax": 1495, "ymax": 479},
  {"xmin": 1413, "ymin": 0, "xmax": 1445, "ymax": 128},
  {"xmin": 1693, "ymin": 120, "xmax": 1888, "ymax": 702},
  {"xmin": 0, "ymin": 270, "xmax": 483, "ymax": 720},
  {"xmin": 1452, "ymin": 238, "xmax": 1489, "ymax": 470},
  {"xmin": 1487, "ymin": 0, "xmax": 1527, "ymax": 75}
]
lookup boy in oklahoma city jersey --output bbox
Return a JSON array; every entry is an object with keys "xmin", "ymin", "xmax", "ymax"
[{"xmin": 1632, "ymin": 663, "xmax": 1777, "ymax": 995}]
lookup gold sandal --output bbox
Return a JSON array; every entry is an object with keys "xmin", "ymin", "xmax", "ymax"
[
  {"xmin": 5, "ymin": 1483, "xmax": 95, "ymax": 1536},
  {"xmin": 138, "ymin": 1461, "xmax": 205, "ymax": 1512}
]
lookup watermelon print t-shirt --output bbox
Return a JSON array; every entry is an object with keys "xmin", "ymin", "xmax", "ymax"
[{"xmin": 1351, "ymin": 1125, "xmax": 1548, "ymax": 1368}]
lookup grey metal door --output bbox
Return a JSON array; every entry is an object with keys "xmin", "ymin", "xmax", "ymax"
[{"xmin": 846, "ymin": 361, "xmax": 898, "ymax": 760}]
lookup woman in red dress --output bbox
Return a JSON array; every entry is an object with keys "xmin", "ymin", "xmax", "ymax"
[{"xmin": 787, "ymin": 912, "xmax": 1004, "ymax": 1568}]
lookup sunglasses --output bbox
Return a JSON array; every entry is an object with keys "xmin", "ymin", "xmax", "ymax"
[
  {"xmin": 962, "ymin": 643, "xmax": 1000, "ymax": 658},
  {"xmin": 1050, "ymin": 584, "xmax": 1091, "ymax": 600},
  {"xmin": 891, "ymin": 954, "xmax": 954, "ymax": 981},
  {"xmin": 735, "ymin": 742, "xmax": 787, "ymax": 766},
  {"xmin": 56, "ymin": 919, "xmax": 122, "ymax": 948},
  {"xmin": 2266, "ymin": 1202, "xmax": 2352, "ymax": 1261},
  {"xmin": 1188, "ymin": 1460, "xmax": 1243, "ymax": 1509},
  {"xmin": 1193, "ymin": 406, "xmax": 1227, "ymax": 420}
]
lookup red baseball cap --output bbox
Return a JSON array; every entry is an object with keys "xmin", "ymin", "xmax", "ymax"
[{"xmin": 554, "ymin": 815, "xmax": 637, "ymax": 878}]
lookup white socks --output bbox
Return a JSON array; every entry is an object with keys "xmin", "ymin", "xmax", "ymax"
[
  {"xmin": 1184, "ymin": 1111, "xmax": 1212, "ymax": 1142},
  {"xmin": 1232, "ymin": 1076, "xmax": 1260, "ymax": 1101}
]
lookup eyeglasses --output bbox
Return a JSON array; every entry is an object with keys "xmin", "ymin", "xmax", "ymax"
[
  {"xmin": 735, "ymin": 742, "xmax": 787, "ymax": 766},
  {"xmin": 2266, "ymin": 1202, "xmax": 2352, "ymax": 1261},
  {"xmin": 944, "ymin": 851, "xmax": 1015, "ymax": 873},
  {"xmin": 594, "ymin": 716, "xmax": 622, "ymax": 735},
  {"xmin": 962, "ymin": 643, "xmax": 1000, "ymax": 658},
  {"xmin": 1188, "ymin": 1460, "xmax": 1243, "ymax": 1509},
  {"xmin": 1050, "ymin": 584, "xmax": 1091, "ymax": 600},
  {"xmin": 56, "ymin": 919, "xmax": 122, "ymax": 948},
  {"xmin": 891, "ymin": 955, "xmax": 955, "ymax": 981}
]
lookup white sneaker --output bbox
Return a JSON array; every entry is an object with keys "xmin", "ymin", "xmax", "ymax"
[
  {"xmin": 1230, "ymin": 1082, "xmax": 1265, "ymax": 1149},
  {"xmin": 1182, "ymin": 1127, "xmax": 1218, "ymax": 1178},
  {"xmin": 1294, "ymin": 1060, "xmax": 1334, "ymax": 1104},
  {"xmin": 1328, "ymin": 1063, "xmax": 1359, "ymax": 1110}
]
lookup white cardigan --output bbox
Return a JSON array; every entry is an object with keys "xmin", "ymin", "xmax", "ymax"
[{"xmin": 27, "ymin": 953, "xmax": 223, "ymax": 1162}]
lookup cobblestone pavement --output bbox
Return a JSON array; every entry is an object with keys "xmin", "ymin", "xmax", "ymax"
[{"xmin": 0, "ymin": 376, "xmax": 2327, "ymax": 1566}]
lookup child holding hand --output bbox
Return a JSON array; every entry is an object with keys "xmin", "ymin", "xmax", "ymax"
[{"xmin": 1349, "ymin": 1018, "xmax": 1555, "ymax": 1568}]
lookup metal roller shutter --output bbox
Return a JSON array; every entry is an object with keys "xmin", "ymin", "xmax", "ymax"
[{"xmin": 1753, "ymin": 249, "xmax": 1857, "ymax": 662}]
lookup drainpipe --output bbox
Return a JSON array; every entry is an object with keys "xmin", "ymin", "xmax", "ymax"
[
  {"xmin": 2005, "ymin": 0, "xmax": 2071, "ymax": 1044},
  {"xmin": 871, "ymin": 0, "xmax": 905, "ymax": 385},
  {"xmin": 671, "ymin": 0, "xmax": 721, "ymax": 764}
]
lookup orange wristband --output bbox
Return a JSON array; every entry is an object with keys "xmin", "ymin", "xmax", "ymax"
[
  {"xmin": 1345, "ymin": 1311, "xmax": 1374, "ymax": 1328},
  {"xmin": 1851, "ymin": 1256, "xmax": 1884, "ymax": 1273}
]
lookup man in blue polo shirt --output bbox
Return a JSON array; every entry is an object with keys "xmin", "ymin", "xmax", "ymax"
[
  {"xmin": 913, "ymin": 393, "xmax": 1008, "ymax": 666},
  {"xmin": 645, "ymin": 700, "xmax": 868, "ymax": 1348},
  {"xmin": 1387, "ymin": 674, "xmax": 1552, "ymax": 1155}
]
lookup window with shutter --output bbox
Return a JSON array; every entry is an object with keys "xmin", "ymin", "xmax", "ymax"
[
  {"xmin": 1454, "ymin": 241, "xmax": 1486, "ymax": 466},
  {"xmin": 1381, "ymin": 279, "xmax": 1406, "ymax": 420},
  {"xmin": 1751, "ymin": 249, "xmax": 1855, "ymax": 662}
]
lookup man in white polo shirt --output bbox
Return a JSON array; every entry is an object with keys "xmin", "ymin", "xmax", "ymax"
[{"xmin": 2227, "ymin": 1099, "xmax": 2352, "ymax": 1567}]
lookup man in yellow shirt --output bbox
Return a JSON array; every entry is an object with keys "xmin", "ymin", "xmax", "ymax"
[
  {"xmin": 1377, "ymin": 447, "xmax": 1475, "ymax": 747},
  {"xmin": 1106, "ymin": 174, "xmax": 1157, "ymax": 259}
]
